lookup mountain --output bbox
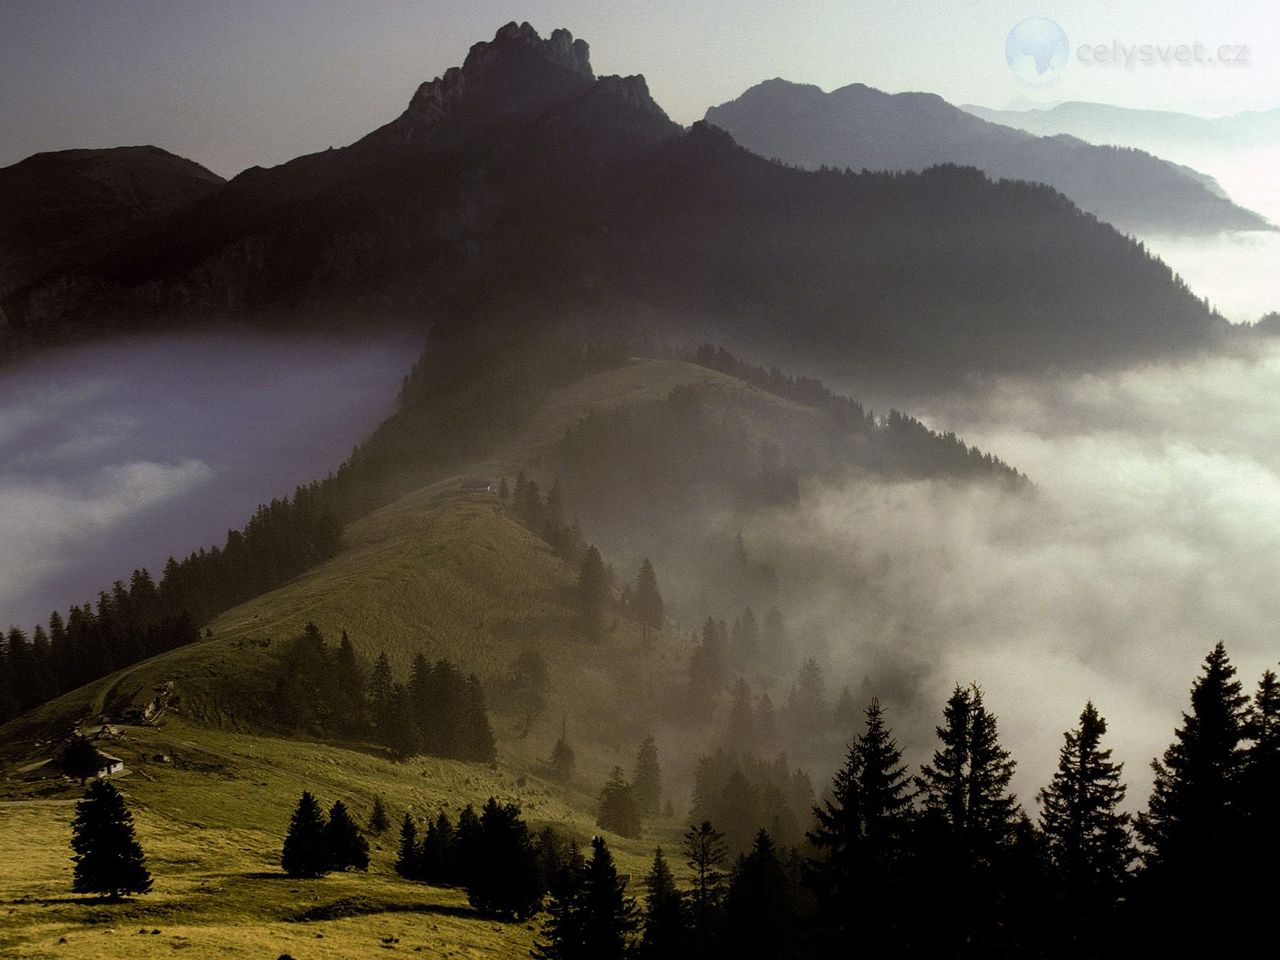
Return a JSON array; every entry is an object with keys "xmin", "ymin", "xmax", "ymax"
[
  {"xmin": 0, "ymin": 23, "xmax": 1229, "ymax": 385},
  {"xmin": 704, "ymin": 79, "xmax": 1269, "ymax": 236},
  {"xmin": 963, "ymin": 101, "xmax": 1280, "ymax": 159},
  {"xmin": 0, "ymin": 146, "xmax": 224, "ymax": 303}
]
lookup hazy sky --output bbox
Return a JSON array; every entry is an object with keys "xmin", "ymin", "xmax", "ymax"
[{"xmin": 2, "ymin": 0, "xmax": 1278, "ymax": 177}]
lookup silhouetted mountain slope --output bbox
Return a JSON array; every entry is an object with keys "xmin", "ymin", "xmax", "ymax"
[
  {"xmin": 705, "ymin": 79, "xmax": 1269, "ymax": 235},
  {"xmin": 963, "ymin": 100, "xmax": 1280, "ymax": 157},
  {"xmin": 0, "ymin": 24, "xmax": 1226, "ymax": 384},
  {"xmin": 0, "ymin": 145, "xmax": 223, "ymax": 303}
]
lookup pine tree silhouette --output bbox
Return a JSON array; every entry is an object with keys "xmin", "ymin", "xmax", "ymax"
[
  {"xmin": 324, "ymin": 800, "xmax": 369, "ymax": 871},
  {"xmin": 639, "ymin": 847, "xmax": 689, "ymax": 960},
  {"xmin": 70, "ymin": 780, "xmax": 152, "ymax": 899},
  {"xmin": 281, "ymin": 791, "xmax": 330, "ymax": 878},
  {"xmin": 1037, "ymin": 702, "xmax": 1133, "ymax": 925}
]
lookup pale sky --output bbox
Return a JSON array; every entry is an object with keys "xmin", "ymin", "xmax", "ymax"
[{"xmin": 2, "ymin": 0, "xmax": 1278, "ymax": 177}]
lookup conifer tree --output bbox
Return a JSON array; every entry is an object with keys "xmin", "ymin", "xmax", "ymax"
[
  {"xmin": 639, "ymin": 847, "xmax": 689, "ymax": 960},
  {"xmin": 455, "ymin": 804, "xmax": 482, "ymax": 889},
  {"xmin": 70, "ymin": 780, "xmax": 152, "ymax": 898},
  {"xmin": 61, "ymin": 734, "xmax": 105, "ymax": 785},
  {"xmin": 633, "ymin": 735, "xmax": 663, "ymax": 816},
  {"xmin": 531, "ymin": 842, "xmax": 586, "ymax": 960},
  {"xmin": 462, "ymin": 673, "xmax": 498, "ymax": 762},
  {"xmin": 1136, "ymin": 643, "xmax": 1248, "ymax": 907},
  {"xmin": 368, "ymin": 795, "xmax": 390, "ymax": 835},
  {"xmin": 808, "ymin": 699, "xmax": 913, "ymax": 947},
  {"xmin": 468, "ymin": 798, "xmax": 543, "ymax": 919},
  {"xmin": 683, "ymin": 821, "xmax": 728, "ymax": 958},
  {"xmin": 577, "ymin": 546, "xmax": 610, "ymax": 642},
  {"xmin": 421, "ymin": 811, "xmax": 457, "ymax": 884},
  {"xmin": 918, "ymin": 684, "xmax": 1018, "ymax": 854},
  {"xmin": 281, "ymin": 791, "xmax": 331, "ymax": 878},
  {"xmin": 724, "ymin": 829, "xmax": 794, "ymax": 960},
  {"xmin": 633, "ymin": 558, "xmax": 665, "ymax": 635},
  {"xmin": 534, "ymin": 836, "xmax": 638, "ymax": 960},
  {"xmin": 396, "ymin": 813, "xmax": 419, "ymax": 879},
  {"xmin": 597, "ymin": 767, "xmax": 642, "ymax": 838},
  {"xmin": 325, "ymin": 800, "xmax": 370, "ymax": 871},
  {"xmin": 383, "ymin": 683, "xmax": 422, "ymax": 760},
  {"xmin": 1037, "ymin": 702, "xmax": 1133, "ymax": 915}
]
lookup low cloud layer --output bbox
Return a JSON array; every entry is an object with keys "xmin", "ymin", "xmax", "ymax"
[
  {"xmin": 747, "ymin": 341, "xmax": 1280, "ymax": 808},
  {"xmin": 0, "ymin": 327, "xmax": 418, "ymax": 627}
]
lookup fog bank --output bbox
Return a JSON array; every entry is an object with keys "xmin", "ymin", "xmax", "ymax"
[
  {"xmin": 749, "ymin": 341, "xmax": 1280, "ymax": 807},
  {"xmin": 0, "ymin": 328, "xmax": 419, "ymax": 628}
]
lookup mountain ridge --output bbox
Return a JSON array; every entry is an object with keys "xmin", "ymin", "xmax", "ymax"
[
  {"xmin": 704, "ymin": 78, "xmax": 1269, "ymax": 235},
  {"xmin": 0, "ymin": 24, "xmax": 1231, "ymax": 385}
]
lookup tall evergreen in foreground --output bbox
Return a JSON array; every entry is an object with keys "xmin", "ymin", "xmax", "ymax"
[
  {"xmin": 724, "ymin": 829, "xmax": 795, "ymax": 960},
  {"xmin": 1136, "ymin": 642, "xmax": 1248, "ymax": 916},
  {"xmin": 281, "ymin": 791, "xmax": 330, "ymax": 878},
  {"xmin": 70, "ymin": 780, "xmax": 152, "ymax": 899},
  {"xmin": 808, "ymin": 699, "xmax": 913, "ymax": 948},
  {"xmin": 1038, "ymin": 701, "xmax": 1133, "ymax": 934},
  {"xmin": 639, "ymin": 847, "xmax": 689, "ymax": 960},
  {"xmin": 915, "ymin": 684, "xmax": 1020, "ymax": 953},
  {"xmin": 683, "ymin": 821, "xmax": 728, "ymax": 959},
  {"xmin": 533, "ymin": 836, "xmax": 638, "ymax": 960}
]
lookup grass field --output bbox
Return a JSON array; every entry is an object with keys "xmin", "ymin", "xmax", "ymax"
[
  {"xmin": 0, "ymin": 716, "xmax": 688, "ymax": 959},
  {"xmin": 0, "ymin": 358, "xmax": 823, "ymax": 957}
]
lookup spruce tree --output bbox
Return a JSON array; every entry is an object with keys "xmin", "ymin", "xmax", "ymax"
[
  {"xmin": 325, "ymin": 800, "xmax": 370, "ymax": 871},
  {"xmin": 633, "ymin": 735, "xmax": 663, "ymax": 816},
  {"xmin": 70, "ymin": 780, "xmax": 152, "ymax": 899},
  {"xmin": 396, "ymin": 812, "xmax": 419, "ymax": 879},
  {"xmin": 1037, "ymin": 702, "xmax": 1133, "ymax": 915},
  {"xmin": 577, "ymin": 546, "xmax": 610, "ymax": 642},
  {"xmin": 61, "ymin": 734, "xmax": 105, "ymax": 785},
  {"xmin": 683, "ymin": 821, "xmax": 728, "ymax": 958},
  {"xmin": 633, "ymin": 558, "xmax": 665, "ymax": 636},
  {"xmin": 281, "ymin": 790, "xmax": 331, "ymax": 878},
  {"xmin": 421, "ymin": 811, "xmax": 457, "ymax": 884},
  {"xmin": 597, "ymin": 767, "xmax": 642, "ymax": 839},
  {"xmin": 808, "ymin": 699, "xmax": 913, "ymax": 947},
  {"xmin": 724, "ymin": 829, "xmax": 794, "ymax": 960},
  {"xmin": 467, "ymin": 798, "xmax": 543, "ymax": 919},
  {"xmin": 1136, "ymin": 643, "xmax": 1248, "ymax": 908},
  {"xmin": 918, "ymin": 684, "xmax": 1018, "ymax": 855},
  {"xmin": 639, "ymin": 847, "xmax": 689, "ymax": 960},
  {"xmin": 368, "ymin": 795, "xmax": 390, "ymax": 835},
  {"xmin": 534, "ymin": 836, "xmax": 638, "ymax": 960}
]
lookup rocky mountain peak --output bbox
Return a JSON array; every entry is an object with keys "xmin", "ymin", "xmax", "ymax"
[{"xmin": 390, "ymin": 23, "xmax": 596, "ymax": 143}]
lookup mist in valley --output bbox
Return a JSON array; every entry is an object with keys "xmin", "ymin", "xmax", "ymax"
[
  {"xmin": 713, "ymin": 337, "xmax": 1280, "ymax": 814},
  {"xmin": 0, "ymin": 327, "xmax": 420, "ymax": 629}
]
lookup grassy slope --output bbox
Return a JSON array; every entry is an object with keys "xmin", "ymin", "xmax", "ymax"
[{"xmin": 0, "ymin": 358, "xmax": 817, "ymax": 958}]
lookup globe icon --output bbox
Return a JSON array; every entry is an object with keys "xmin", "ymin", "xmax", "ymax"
[{"xmin": 1005, "ymin": 18, "xmax": 1069, "ymax": 85}]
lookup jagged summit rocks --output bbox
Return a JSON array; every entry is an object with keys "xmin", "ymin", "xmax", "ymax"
[{"xmin": 386, "ymin": 23, "xmax": 597, "ymax": 144}]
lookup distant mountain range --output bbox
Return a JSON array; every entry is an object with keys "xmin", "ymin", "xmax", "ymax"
[
  {"xmin": 705, "ymin": 79, "xmax": 1269, "ymax": 236},
  {"xmin": 963, "ymin": 101, "xmax": 1280, "ymax": 158},
  {"xmin": 0, "ymin": 23, "xmax": 1234, "ymax": 385}
]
